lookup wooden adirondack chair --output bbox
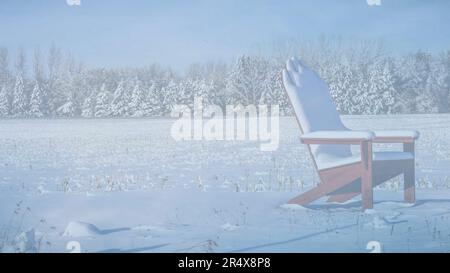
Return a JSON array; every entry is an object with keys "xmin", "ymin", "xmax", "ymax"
[{"xmin": 282, "ymin": 57, "xmax": 419, "ymax": 210}]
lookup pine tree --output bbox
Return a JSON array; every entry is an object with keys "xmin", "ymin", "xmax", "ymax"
[
  {"xmin": 56, "ymin": 99, "xmax": 75, "ymax": 117},
  {"xmin": 12, "ymin": 73, "xmax": 27, "ymax": 117},
  {"xmin": 95, "ymin": 84, "xmax": 110, "ymax": 118},
  {"xmin": 32, "ymin": 48, "xmax": 49, "ymax": 116},
  {"xmin": 379, "ymin": 62, "xmax": 396, "ymax": 114},
  {"xmin": 151, "ymin": 80, "xmax": 176, "ymax": 116},
  {"xmin": 177, "ymin": 78, "xmax": 210, "ymax": 109},
  {"xmin": 176, "ymin": 79, "xmax": 191, "ymax": 106},
  {"xmin": 326, "ymin": 57, "xmax": 355, "ymax": 114},
  {"xmin": 144, "ymin": 82, "xmax": 158, "ymax": 116},
  {"xmin": 264, "ymin": 63, "xmax": 290, "ymax": 114},
  {"xmin": 364, "ymin": 60, "xmax": 396, "ymax": 114},
  {"xmin": 110, "ymin": 80, "xmax": 129, "ymax": 117},
  {"xmin": 81, "ymin": 96, "xmax": 94, "ymax": 118},
  {"xmin": 29, "ymin": 81, "xmax": 44, "ymax": 117},
  {"xmin": 129, "ymin": 81, "xmax": 148, "ymax": 117},
  {"xmin": 192, "ymin": 79, "xmax": 211, "ymax": 101},
  {"xmin": 0, "ymin": 85, "xmax": 9, "ymax": 117}
]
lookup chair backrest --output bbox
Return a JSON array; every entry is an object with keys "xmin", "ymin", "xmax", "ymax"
[{"xmin": 282, "ymin": 57, "xmax": 352, "ymax": 169}]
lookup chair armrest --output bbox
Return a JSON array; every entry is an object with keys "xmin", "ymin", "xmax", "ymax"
[
  {"xmin": 373, "ymin": 130, "xmax": 419, "ymax": 143},
  {"xmin": 300, "ymin": 130, "xmax": 374, "ymax": 145}
]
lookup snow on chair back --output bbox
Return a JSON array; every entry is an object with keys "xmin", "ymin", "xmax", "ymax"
[{"xmin": 282, "ymin": 57, "xmax": 352, "ymax": 169}]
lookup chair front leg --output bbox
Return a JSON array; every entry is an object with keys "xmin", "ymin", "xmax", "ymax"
[
  {"xmin": 403, "ymin": 142, "xmax": 416, "ymax": 203},
  {"xmin": 361, "ymin": 141, "xmax": 373, "ymax": 210}
]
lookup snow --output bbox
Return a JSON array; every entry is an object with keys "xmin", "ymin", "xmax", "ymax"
[
  {"xmin": 63, "ymin": 222, "xmax": 102, "ymax": 237},
  {"xmin": 301, "ymin": 130, "xmax": 375, "ymax": 140},
  {"xmin": 372, "ymin": 152, "xmax": 414, "ymax": 161},
  {"xmin": 1, "ymin": 114, "xmax": 450, "ymax": 252},
  {"xmin": 374, "ymin": 130, "xmax": 420, "ymax": 139},
  {"xmin": 221, "ymin": 223, "xmax": 239, "ymax": 232},
  {"xmin": 3, "ymin": 189, "xmax": 450, "ymax": 253},
  {"xmin": 283, "ymin": 58, "xmax": 354, "ymax": 172},
  {"xmin": 283, "ymin": 58, "xmax": 347, "ymax": 134}
]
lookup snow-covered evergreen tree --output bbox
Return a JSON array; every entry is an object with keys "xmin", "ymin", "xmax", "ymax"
[
  {"xmin": 193, "ymin": 79, "xmax": 211, "ymax": 100},
  {"xmin": 11, "ymin": 73, "xmax": 27, "ymax": 117},
  {"xmin": 176, "ymin": 80, "xmax": 191, "ymax": 106},
  {"xmin": 144, "ymin": 82, "xmax": 158, "ymax": 116},
  {"xmin": 365, "ymin": 60, "xmax": 396, "ymax": 114},
  {"xmin": 57, "ymin": 99, "xmax": 75, "ymax": 117},
  {"xmin": 81, "ymin": 96, "xmax": 94, "ymax": 118},
  {"xmin": 28, "ymin": 81, "xmax": 44, "ymax": 117},
  {"xmin": 95, "ymin": 84, "xmax": 110, "ymax": 118},
  {"xmin": 110, "ymin": 80, "xmax": 129, "ymax": 117},
  {"xmin": 263, "ymin": 63, "xmax": 290, "ymax": 114},
  {"xmin": 151, "ymin": 80, "xmax": 176, "ymax": 116},
  {"xmin": 0, "ymin": 85, "xmax": 9, "ymax": 117},
  {"xmin": 326, "ymin": 57, "xmax": 356, "ymax": 114},
  {"xmin": 32, "ymin": 48, "xmax": 50, "ymax": 116},
  {"xmin": 129, "ymin": 81, "xmax": 148, "ymax": 117},
  {"xmin": 178, "ymin": 78, "xmax": 212, "ymax": 108}
]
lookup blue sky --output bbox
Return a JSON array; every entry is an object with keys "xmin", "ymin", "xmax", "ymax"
[{"xmin": 0, "ymin": 0, "xmax": 449, "ymax": 70}]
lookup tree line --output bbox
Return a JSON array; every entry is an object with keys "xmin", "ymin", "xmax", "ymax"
[{"xmin": 0, "ymin": 42, "xmax": 449, "ymax": 118}]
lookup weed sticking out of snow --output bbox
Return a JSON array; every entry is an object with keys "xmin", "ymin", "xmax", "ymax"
[
  {"xmin": 365, "ymin": 216, "xmax": 390, "ymax": 229},
  {"xmin": 0, "ymin": 202, "xmax": 52, "ymax": 253}
]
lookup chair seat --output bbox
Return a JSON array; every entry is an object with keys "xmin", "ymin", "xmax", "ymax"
[{"xmin": 317, "ymin": 151, "xmax": 414, "ymax": 170}]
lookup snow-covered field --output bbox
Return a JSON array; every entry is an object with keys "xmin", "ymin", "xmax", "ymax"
[{"xmin": 1, "ymin": 114, "xmax": 450, "ymax": 253}]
